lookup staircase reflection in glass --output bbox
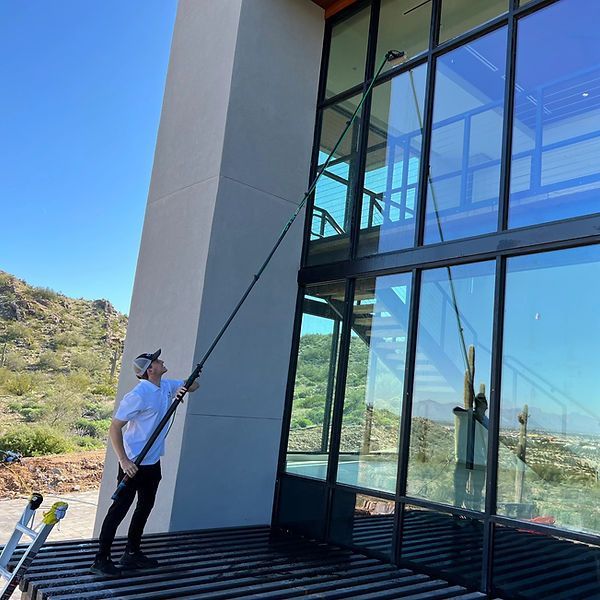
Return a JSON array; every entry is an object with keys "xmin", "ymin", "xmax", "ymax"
[
  {"xmin": 336, "ymin": 273, "xmax": 413, "ymax": 494},
  {"xmin": 308, "ymin": 96, "xmax": 362, "ymax": 266},
  {"xmin": 357, "ymin": 66, "xmax": 427, "ymax": 257}
]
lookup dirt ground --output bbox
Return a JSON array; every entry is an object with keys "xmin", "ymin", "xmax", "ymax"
[{"xmin": 0, "ymin": 450, "xmax": 105, "ymax": 499}]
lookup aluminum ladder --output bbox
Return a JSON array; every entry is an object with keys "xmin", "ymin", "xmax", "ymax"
[{"xmin": 0, "ymin": 493, "xmax": 68, "ymax": 600}]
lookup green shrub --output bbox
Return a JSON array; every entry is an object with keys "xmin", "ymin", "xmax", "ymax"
[
  {"xmin": 0, "ymin": 367, "xmax": 10, "ymax": 387},
  {"xmin": 90, "ymin": 382, "xmax": 116, "ymax": 397},
  {"xmin": 70, "ymin": 352, "xmax": 104, "ymax": 374},
  {"xmin": 306, "ymin": 407, "xmax": 326, "ymax": 425},
  {"xmin": 4, "ymin": 372, "xmax": 35, "ymax": 396},
  {"xmin": 73, "ymin": 418, "xmax": 110, "ymax": 439},
  {"xmin": 73, "ymin": 435, "xmax": 104, "ymax": 450},
  {"xmin": 29, "ymin": 286, "xmax": 58, "ymax": 304},
  {"xmin": 1, "ymin": 322, "xmax": 34, "ymax": 345},
  {"xmin": 532, "ymin": 463, "xmax": 567, "ymax": 484},
  {"xmin": 8, "ymin": 399, "xmax": 43, "ymax": 422},
  {"xmin": 39, "ymin": 393, "xmax": 85, "ymax": 428},
  {"xmin": 0, "ymin": 425, "xmax": 74, "ymax": 456},
  {"xmin": 63, "ymin": 371, "xmax": 91, "ymax": 393},
  {"xmin": 4, "ymin": 352, "xmax": 27, "ymax": 371},
  {"xmin": 291, "ymin": 416, "xmax": 313, "ymax": 429},
  {"xmin": 38, "ymin": 351, "xmax": 63, "ymax": 371},
  {"xmin": 19, "ymin": 406, "xmax": 44, "ymax": 422},
  {"xmin": 83, "ymin": 400, "xmax": 113, "ymax": 420},
  {"xmin": 52, "ymin": 331, "xmax": 84, "ymax": 348}
]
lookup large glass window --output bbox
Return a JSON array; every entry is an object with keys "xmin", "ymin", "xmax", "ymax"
[
  {"xmin": 325, "ymin": 5, "xmax": 371, "ymax": 99},
  {"xmin": 424, "ymin": 28, "xmax": 507, "ymax": 244},
  {"xmin": 358, "ymin": 65, "xmax": 427, "ymax": 257},
  {"xmin": 509, "ymin": 0, "xmax": 600, "ymax": 228},
  {"xmin": 285, "ymin": 282, "xmax": 346, "ymax": 480},
  {"xmin": 376, "ymin": 0, "xmax": 431, "ymax": 71},
  {"xmin": 407, "ymin": 262, "xmax": 495, "ymax": 510},
  {"xmin": 281, "ymin": 0, "xmax": 600, "ymax": 591},
  {"xmin": 498, "ymin": 246, "xmax": 600, "ymax": 534},
  {"xmin": 308, "ymin": 95, "xmax": 362, "ymax": 266},
  {"xmin": 440, "ymin": 0, "xmax": 507, "ymax": 43},
  {"xmin": 337, "ymin": 273, "xmax": 412, "ymax": 494}
]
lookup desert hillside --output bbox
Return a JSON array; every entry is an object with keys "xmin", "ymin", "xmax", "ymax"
[{"xmin": 0, "ymin": 270, "xmax": 127, "ymax": 495}]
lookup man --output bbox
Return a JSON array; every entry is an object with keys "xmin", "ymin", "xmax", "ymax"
[{"xmin": 90, "ymin": 349, "xmax": 198, "ymax": 576}]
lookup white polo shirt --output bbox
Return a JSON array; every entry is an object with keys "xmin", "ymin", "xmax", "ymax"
[{"xmin": 115, "ymin": 378, "xmax": 183, "ymax": 465}]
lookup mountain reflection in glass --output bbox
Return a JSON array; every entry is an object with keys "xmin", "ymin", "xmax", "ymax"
[
  {"xmin": 498, "ymin": 247, "xmax": 600, "ymax": 534},
  {"xmin": 406, "ymin": 262, "xmax": 495, "ymax": 510},
  {"xmin": 337, "ymin": 274, "xmax": 412, "ymax": 494},
  {"xmin": 285, "ymin": 282, "xmax": 346, "ymax": 480}
]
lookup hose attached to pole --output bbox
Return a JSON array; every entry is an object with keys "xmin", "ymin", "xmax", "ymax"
[
  {"xmin": 408, "ymin": 68, "xmax": 480, "ymax": 476},
  {"xmin": 112, "ymin": 49, "xmax": 405, "ymax": 501},
  {"xmin": 408, "ymin": 68, "xmax": 475, "ymax": 397}
]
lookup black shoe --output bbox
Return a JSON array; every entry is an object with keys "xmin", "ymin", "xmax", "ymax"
[
  {"xmin": 119, "ymin": 549, "xmax": 159, "ymax": 570},
  {"xmin": 90, "ymin": 556, "xmax": 122, "ymax": 577}
]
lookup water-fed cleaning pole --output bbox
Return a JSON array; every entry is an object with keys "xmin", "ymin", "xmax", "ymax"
[{"xmin": 112, "ymin": 50, "xmax": 405, "ymax": 501}]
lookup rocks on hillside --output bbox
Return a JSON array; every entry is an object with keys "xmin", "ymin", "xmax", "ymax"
[{"xmin": 288, "ymin": 424, "xmax": 400, "ymax": 454}]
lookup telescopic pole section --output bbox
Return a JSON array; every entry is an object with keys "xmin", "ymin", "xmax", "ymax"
[{"xmin": 112, "ymin": 49, "xmax": 404, "ymax": 501}]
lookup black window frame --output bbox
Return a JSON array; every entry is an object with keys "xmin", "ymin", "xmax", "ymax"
[{"xmin": 276, "ymin": 0, "xmax": 600, "ymax": 595}]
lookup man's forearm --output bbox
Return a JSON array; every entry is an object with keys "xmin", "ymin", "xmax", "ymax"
[{"xmin": 109, "ymin": 423, "xmax": 128, "ymax": 461}]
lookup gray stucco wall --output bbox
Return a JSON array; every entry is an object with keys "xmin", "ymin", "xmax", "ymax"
[{"xmin": 95, "ymin": 0, "xmax": 323, "ymax": 535}]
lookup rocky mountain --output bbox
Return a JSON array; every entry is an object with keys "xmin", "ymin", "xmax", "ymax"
[
  {"xmin": 0, "ymin": 269, "xmax": 128, "ymax": 456},
  {"xmin": 0, "ymin": 270, "xmax": 127, "ymax": 377}
]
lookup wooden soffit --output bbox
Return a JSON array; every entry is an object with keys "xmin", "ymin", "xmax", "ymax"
[{"xmin": 311, "ymin": 0, "xmax": 358, "ymax": 19}]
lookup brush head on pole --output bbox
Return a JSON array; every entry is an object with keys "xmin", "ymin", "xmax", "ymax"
[{"xmin": 385, "ymin": 49, "xmax": 406, "ymax": 65}]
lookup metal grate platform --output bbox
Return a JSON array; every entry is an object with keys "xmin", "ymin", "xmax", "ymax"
[
  {"xmin": 11, "ymin": 525, "xmax": 488, "ymax": 600},
  {"xmin": 349, "ymin": 511, "xmax": 600, "ymax": 599}
]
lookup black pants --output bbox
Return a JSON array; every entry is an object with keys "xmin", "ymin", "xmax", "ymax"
[{"xmin": 97, "ymin": 461, "xmax": 161, "ymax": 558}]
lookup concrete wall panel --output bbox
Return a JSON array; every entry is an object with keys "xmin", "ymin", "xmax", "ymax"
[
  {"xmin": 186, "ymin": 176, "xmax": 302, "ymax": 421},
  {"xmin": 148, "ymin": 0, "xmax": 243, "ymax": 204},
  {"xmin": 169, "ymin": 414, "xmax": 282, "ymax": 530},
  {"xmin": 170, "ymin": 0, "xmax": 323, "ymax": 528},
  {"xmin": 221, "ymin": 0, "xmax": 323, "ymax": 204}
]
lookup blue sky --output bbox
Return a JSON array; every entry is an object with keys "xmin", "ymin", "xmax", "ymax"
[{"xmin": 0, "ymin": 0, "xmax": 177, "ymax": 314}]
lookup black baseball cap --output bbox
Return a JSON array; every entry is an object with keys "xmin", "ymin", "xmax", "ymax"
[{"xmin": 133, "ymin": 349, "xmax": 161, "ymax": 377}]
